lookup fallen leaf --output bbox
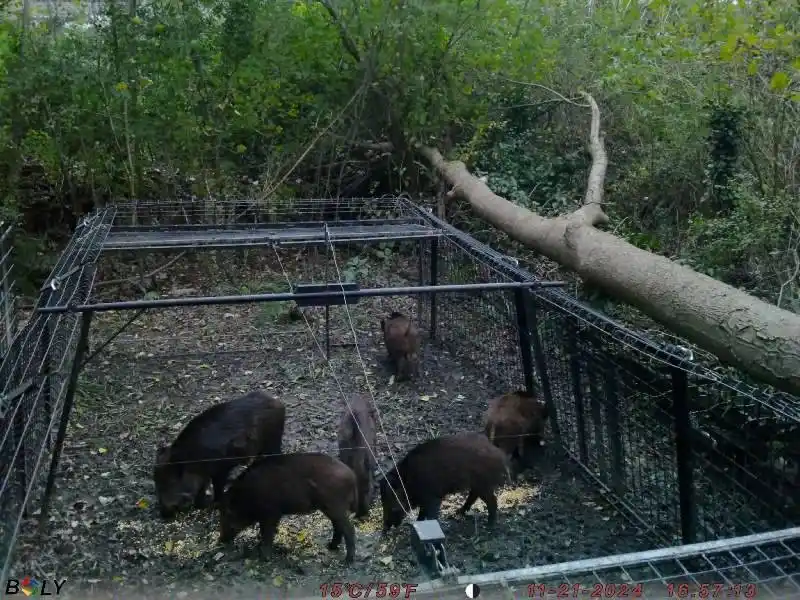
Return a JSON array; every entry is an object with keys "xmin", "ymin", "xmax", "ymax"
[
  {"xmin": 98, "ymin": 496, "xmax": 113, "ymax": 506},
  {"xmin": 98, "ymin": 447, "xmax": 108, "ymax": 454},
  {"xmin": 379, "ymin": 556, "xmax": 393, "ymax": 565},
  {"xmin": 420, "ymin": 395, "xmax": 430, "ymax": 402},
  {"xmin": 213, "ymin": 551, "xmax": 224, "ymax": 561},
  {"xmin": 273, "ymin": 576, "xmax": 284, "ymax": 587},
  {"xmin": 135, "ymin": 498, "xmax": 149, "ymax": 509},
  {"xmin": 164, "ymin": 540, "xmax": 174, "ymax": 553}
]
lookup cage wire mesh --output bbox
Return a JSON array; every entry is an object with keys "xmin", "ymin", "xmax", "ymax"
[
  {"xmin": 1, "ymin": 196, "xmax": 798, "ymax": 597},
  {"xmin": 0, "ymin": 208, "xmax": 114, "ymax": 583},
  {"xmin": 0, "ymin": 223, "xmax": 18, "ymax": 358},
  {"xmin": 416, "ymin": 526, "xmax": 800, "ymax": 599}
]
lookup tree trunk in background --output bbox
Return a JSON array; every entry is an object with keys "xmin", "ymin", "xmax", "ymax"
[{"xmin": 416, "ymin": 93, "xmax": 800, "ymax": 397}]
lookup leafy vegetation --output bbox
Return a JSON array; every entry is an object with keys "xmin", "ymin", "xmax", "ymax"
[{"xmin": 0, "ymin": 0, "xmax": 797, "ymax": 305}]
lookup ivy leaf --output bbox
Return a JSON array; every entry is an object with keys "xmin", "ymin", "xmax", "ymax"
[{"xmin": 769, "ymin": 71, "xmax": 789, "ymax": 92}]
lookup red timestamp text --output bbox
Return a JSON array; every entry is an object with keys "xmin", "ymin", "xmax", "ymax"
[
  {"xmin": 666, "ymin": 583, "xmax": 758, "ymax": 598},
  {"xmin": 528, "ymin": 583, "xmax": 644, "ymax": 597},
  {"xmin": 320, "ymin": 581, "xmax": 418, "ymax": 598}
]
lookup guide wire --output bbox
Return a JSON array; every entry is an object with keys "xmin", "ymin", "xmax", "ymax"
[
  {"xmin": 271, "ymin": 243, "xmax": 413, "ymax": 518},
  {"xmin": 325, "ymin": 229, "xmax": 415, "ymax": 513}
]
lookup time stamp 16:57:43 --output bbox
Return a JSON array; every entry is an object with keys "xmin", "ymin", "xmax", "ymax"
[{"xmin": 526, "ymin": 582, "xmax": 759, "ymax": 598}]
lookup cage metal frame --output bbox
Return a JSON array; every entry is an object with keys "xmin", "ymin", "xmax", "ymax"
[{"xmin": 1, "ymin": 196, "xmax": 798, "ymax": 590}]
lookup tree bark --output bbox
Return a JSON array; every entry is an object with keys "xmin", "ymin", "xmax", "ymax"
[{"xmin": 416, "ymin": 94, "xmax": 800, "ymax": 397}]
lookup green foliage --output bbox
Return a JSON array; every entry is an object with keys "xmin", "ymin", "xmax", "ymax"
[{"xmin": 0, "ymin": 0, "xmax": 796, "ymax": 309}]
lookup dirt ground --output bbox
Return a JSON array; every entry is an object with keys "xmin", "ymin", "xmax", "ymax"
[{"xmin": 10, "ymin": 250, "xmax": 658, "ymax": 598}]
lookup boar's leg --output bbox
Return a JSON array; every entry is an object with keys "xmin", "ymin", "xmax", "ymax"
[
  {"xmin": 396, "ymin": 356, "xmax": 408, "ymax": 381},
  {"xmin": 326, "ymin": 511, "xmax": 356, "ymax": 565},
  {"xmin": 193, "ymin": 483, "xmax": 212, "ymax": 509},
  {"xmin": 478, "ymin": 491, "xmax": 499, "ymax": 526},
  {"xmin": 417, "ymin": 499, "xmax": 441, "ymax": 521},
  {"xmin": 210, "ymin": 470, "xmax": 233, "ymax": 505},
  {"xmin": 258, "ymin": 516, "xmax": 281, "ymax": 555},
  {"xmin": 355, "ymin": 476, "xmax": 372, "ymax": 519},
  {"xmin": 456, "ymin": 491, "xmax": 479, "ymax": 517}
]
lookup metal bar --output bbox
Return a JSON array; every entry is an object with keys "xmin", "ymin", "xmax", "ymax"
[
  {"xmin": 325, "ymin": 304, "xmax": 331, "ymax": 360},
  {"xmin": 429, "ymin": 238, "xmax": 439, "ymax": 340},
  {"xmin": 1, "ymin": 225, "xmax": 12, "ymax": 351},
  {"xmin": 36, "ymin": 281, "xmax": 568, "ymax": 314},
  {"xmin": 101, "ymin": 231, "xmax": 445, "ymax": 252},
  {"xmin": 416, "ymin": 239, "xmax": 424, "ymax": 329},
  {"xmin": 588, "ymin": 353, "xmax": 609, "ymax": 480},
  {"xmin": 567, "ymin": 323, "xmax": 589, "ymax": 463},
  {"xmin": 449, "ymin": 527, "xmax": 800, "ymax": 588},
  {"xmin": 38, "ymin": 311, "xmax": 94, "ymax": 534},
  {"xmin": 513, "ymin": 288, "xmax": 535, "ymax": 396},
  {"xmin": 605, "ymin": 358, "xmax": 626, "ymax": 497},
  {"xmin": 112, "ymin": 217, "xmax": 428, "ymax": 232},
  {"xmin": 526, "ymin": 295, "xmax": 560, "ymax": 439},
  {"xmin": 671, "ymin": 365, "xmax": 697, "ymax": 544},
  {"xmin": 293, "ymin": 282, "xmax": 361, "ymax": 307}
]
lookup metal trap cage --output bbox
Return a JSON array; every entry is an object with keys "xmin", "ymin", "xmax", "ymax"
[{"xmin": 0, "ymin": 195, "xmax": 798, "ymax": 598}]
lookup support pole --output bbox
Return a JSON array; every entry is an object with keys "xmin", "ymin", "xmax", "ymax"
[
  {"xmin": 566, "ymin": 323, "xmax": 588, "ymax": 463},
  {"xmin": 513, "ymin": 288, "xmax": 535, "ymax": 396},
  {"xmin": 325, "ymin": 304, "xmax": 331, "ymax": 360},
  {"xmin": 604, "ymin": 359, "xmax": 626, "ymax": 497},
  {"xmin": 429, "ymin": 238, "xmax": 439, "ymax": 340},
  {"xmin": 671, "ymin": 365, "xmax": 696, "ymax": 544},
  {"xmin": 526, "ymin": 293, "xmax": 560, "ymax": 440},
  {"xmin": 38, "ymin": 311, "xmax": 93, "ymax": 534},
  {"xmin": 416, "ymin": 240, "xmax": 424, "ymax": 329}
]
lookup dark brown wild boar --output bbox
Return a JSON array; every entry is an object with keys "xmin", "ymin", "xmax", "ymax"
[
  {"xmin": 380, "ymin": 311, "xmax": 420, "ymax": 380},
  {"xmin": 379, "ymin": 432, "xmax": 508, "ymax": 533},
  {"xmin": 153, "ymin": 390, "xmax": 285, "ymax": 520},
  {"xmin": 484, "ymin": 390, "xmax": 548, "ymax": 476},
  {"xmin": 219, "ymin": 453, "xmax": 358, "ymax": 565},
  {"xmin": 337, "ymin": 394, "xmax": 377, "ymax": 519}
]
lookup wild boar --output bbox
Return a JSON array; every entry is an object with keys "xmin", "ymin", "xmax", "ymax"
[
  {"xmin": 337, "ymin": 394, "xmax": 377, "ymax": 519},
  {"xmin": 153, "ymin": 390, "xmax": 285, "ymax": 519},
  {"xmin": 484, "ymin": 390, "xmax": 548, "ymax": 476},
  {"xmin": 219, "ymin": 453, "xmax": 358, "ymax": 565},
  {"xmin": 379, "ymin": 432, "xmax": 508, "ymax": 533},
  {"xmin": 380, "ymin": 311, "xmax": 421, "ymax": 381}
]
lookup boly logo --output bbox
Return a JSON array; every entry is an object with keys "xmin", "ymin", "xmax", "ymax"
[{"xmin": 5, "ymin": 577, "xmax": 67, "ymax": 596}]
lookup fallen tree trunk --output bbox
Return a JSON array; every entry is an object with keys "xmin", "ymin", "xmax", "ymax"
[{"xmin": 416, "ymin": 94, "xmax": 800, "ymax": 397}]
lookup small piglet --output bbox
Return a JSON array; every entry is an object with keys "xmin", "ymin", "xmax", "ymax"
[
  {"xmin": 337, "ymin": 394, "xmax": 377, "ymax": 519},
  {"xmin": 380, "ymin": 311, "xmax": 420, "ymax": 381},
  {"xmin": 484, "ymin": 390, "xmax": 549, "ymax": 477},
  {"xmin": 379, "ymin": 432, "xmax": 509, "ymax": 533},
  {"xmin": 219, "ymin": 453, "xmax": 358, "ymax": 565},
  {"xmin": 153, "ymin": 390, "xmax": 285, "ymax": 520}
]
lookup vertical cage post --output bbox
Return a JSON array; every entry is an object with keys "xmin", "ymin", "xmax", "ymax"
[
  {"xmin": 10, "ymin": 361, "xmax": 27, "ymax": 514},
  {"xmin": 671, "ymin": 364, "xmax": 696, "ymax": 544},
  {"xmin": 1, "ymin": 224, "xmax": 13, "ymax": 351},
  {"xmin": 566, "ymin": 323, "xmax": 588, "ymax": 463},
  {"xmin": 416, "ymin": 240, "xmax": 424, "ymax": 327},
  {"xmin": 513, "ymin": 288, "xmax": 535, "ymax": 396},
  {"xmin": 428, "ymin": 238, "xmax": 439, "ymax": 340},
  {"xmin": 38, "ymin": 310, "xmax": 94, "ymax": 534},
  {"xmin": 38, "ymin": 289, "xmax": 54, "ymax": 453},
  {"xmin": 323, "ymin": 226, "xmax": 331, "ymax": 360},
  {"xmin": 525, "ymin": 292, "xmax": 561, "ymax": 440},
  {"xmin": 586, "ymin": 344, "xmax": 609, "ymax": 478},
  {"xmin": 604, "ymin": 359, "xmax": 626, "ymax": 497}
]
